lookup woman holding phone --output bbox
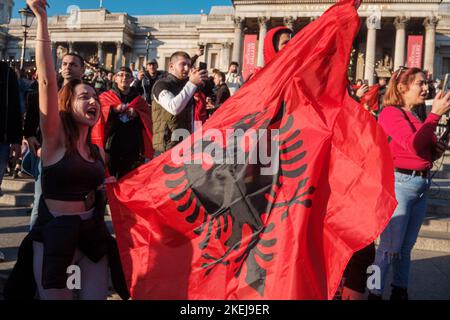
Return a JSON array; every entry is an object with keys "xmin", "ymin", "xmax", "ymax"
[{"xmin": 368, "ymin": 67, "xmax": 450, "ymax": 300}]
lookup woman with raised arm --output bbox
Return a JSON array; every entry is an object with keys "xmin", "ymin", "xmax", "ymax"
[{"xmin": 4, "ymin": 0, "xmax": 129, "ymax": 300}]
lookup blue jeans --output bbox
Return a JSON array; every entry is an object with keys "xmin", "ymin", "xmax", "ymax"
[
  {"xmin": 370, "ymin": 171, "xmax": 431, "ymax": 295},
  {"xmin": 30, "ymin": 159, "xmax": 42, "ymax": 230},
  {"xmin": 0, "ymin": 144, "xmax": 10, "ymax": 189}
]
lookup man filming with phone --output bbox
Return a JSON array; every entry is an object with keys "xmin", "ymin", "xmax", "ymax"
[{"xmin": 152, "ymin": 51, "xmax": 208, "ymax": 156}]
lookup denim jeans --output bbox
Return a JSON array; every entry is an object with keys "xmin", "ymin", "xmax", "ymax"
[
  {"xmin": 29, "ymin": 159, "xmax": 42, "ymax": 230},
  {"xmin": 370, "ymin": 171, "xmax": 431, "ymax": 296},
  {"xmin": 0, "ymin": 144, "xmax": 10, "ymax": 189}
]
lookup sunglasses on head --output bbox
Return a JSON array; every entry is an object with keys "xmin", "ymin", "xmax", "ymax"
[{"xmin": 394, "ymin": 66, "xmax": 409, "ymax": 80}]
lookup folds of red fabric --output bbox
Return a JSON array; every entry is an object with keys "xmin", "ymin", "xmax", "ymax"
[
  {"xmin": 107, "ymin": 0, "xmax": 396, "ymax": 300},
  {"xmin": 360, "ymin": 84, "xmax": 381, "ymax": 112}
]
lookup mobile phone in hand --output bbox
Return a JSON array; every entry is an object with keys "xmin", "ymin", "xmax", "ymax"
[{"xmin": 199, "ymin": 62, "xmax": 207, "ymax": 71}]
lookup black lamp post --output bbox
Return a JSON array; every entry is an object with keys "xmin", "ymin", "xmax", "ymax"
[
  {"xmin": 19, "ymin": 6, "xmax": 35, "ymax": 70},
  {"xmin": 145, "ymin": 32, "xmax": 152, "ymax": 65}
]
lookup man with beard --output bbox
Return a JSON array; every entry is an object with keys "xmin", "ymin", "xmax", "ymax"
[
  {"xmin": 142, "ymin": 59, "xmax": 166, "ymax": 104},
  {"xmin": 151, "ymin": 51, "xmax": 208, "ymax": 155}
]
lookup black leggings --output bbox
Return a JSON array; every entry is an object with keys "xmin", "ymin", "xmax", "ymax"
[{"xmin": 343, "ymin": 242, "xmax": 376, "ymax": 293}]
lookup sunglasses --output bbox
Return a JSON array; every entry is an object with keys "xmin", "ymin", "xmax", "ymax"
[{"xmin": 394, "ymin": 66, "xmax": 408, "ymax": 80}]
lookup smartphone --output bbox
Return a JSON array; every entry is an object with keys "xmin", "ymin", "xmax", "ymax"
[
  {"xmin": 199, "ymin": 62, "xmax": 207, "ymax": 71},
  {"xmin": 363, "ymin": 80, "xmax": 369, "ymax": 86},
  {"xmin": 442, "ymin": 73, "xmax": 450, "ymax": 95}
]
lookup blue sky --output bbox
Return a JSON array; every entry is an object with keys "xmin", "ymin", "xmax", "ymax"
[{"xmin": 12, "ymin": 0, "xmax": 233, "ymax": 18}]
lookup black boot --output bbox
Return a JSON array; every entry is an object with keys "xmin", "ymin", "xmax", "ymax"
[{"xmin": 390, "ymin": 285, "xmax": 408, "ymax": 300}]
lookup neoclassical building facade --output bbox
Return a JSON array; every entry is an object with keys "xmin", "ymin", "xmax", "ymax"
[{"xmin": 1, "ymin": 0, "xmax": 450, "ymax": 84}]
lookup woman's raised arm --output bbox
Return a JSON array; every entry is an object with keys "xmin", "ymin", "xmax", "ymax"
[{"xmin": 27, "ymin": 0, "xmax": 63, "ymax": 157}]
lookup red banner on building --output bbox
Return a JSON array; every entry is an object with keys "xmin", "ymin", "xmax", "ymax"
[
  {"xmin": 242, "ymin": 34, "xmax": 257, "ymax": 81},
  {"xmin": 407, "ymin": 35, "xmax": 423, "ymax": 68}
]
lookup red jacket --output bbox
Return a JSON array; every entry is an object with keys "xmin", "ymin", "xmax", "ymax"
[{"xmin": 91, "ymin": 90, "xmax": 154, "ymax": 166}]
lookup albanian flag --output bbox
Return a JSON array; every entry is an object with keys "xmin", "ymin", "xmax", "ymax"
[{"xmin": 107, "ymin": 0, "xmax": 396, "ymax": 300}]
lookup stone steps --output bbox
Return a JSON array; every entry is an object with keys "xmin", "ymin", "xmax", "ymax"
[
  {"xmin": 0, "ymin": 192, "xmax": 34, "ymax": 207},
  {"xmin": 427, "ymin": 198, "xmax": 450, "ymax": 216},
  {"xmin": 0, "ymin": 177, "xmax": 34, "ymax": 207},
  {"xmin": 429, "ymin": 179, "xmax": 450, "ymax": 201},
  {"xmin": 431, "ymin": 171, "xmax": 450, "ymax": 179},
  {"xmin": 415, "ymin": 230, "xmax": 450, "ymax": 253},
  {"xmin": 421, "ymin": 214, "xmax": 450, "ymax": 233},
  {"xmin": 1, "ymin": 177, "xmax": 34, "ymax": 193}
]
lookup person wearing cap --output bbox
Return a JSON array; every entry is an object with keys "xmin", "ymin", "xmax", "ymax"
[{"xmin": 142, "ymin": 59, "xmax": 167, "ymax": 104}]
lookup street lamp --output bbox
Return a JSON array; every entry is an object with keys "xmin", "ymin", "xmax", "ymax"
[
  {"xmin": 145, "ymin": 32, "xmax": 152, "ymax": 65},
  {"xmin": 19, "ymin": 6, "xmax": 35, "ymax": 70}
]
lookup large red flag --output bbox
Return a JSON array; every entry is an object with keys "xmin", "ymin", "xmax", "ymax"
[{"xmin": 107, "ymin": 0, "xmax": 396, "ymax": 300}]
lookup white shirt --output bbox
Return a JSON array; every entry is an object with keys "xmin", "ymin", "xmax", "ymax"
[{"xmin": 153, "ymin": 81, "xmax": 197, "ymax": 116}]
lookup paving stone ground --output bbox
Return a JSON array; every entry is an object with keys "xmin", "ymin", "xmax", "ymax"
[{"xmin": 0, "ymin": 205, "xmax": 449, "ymax": 300}]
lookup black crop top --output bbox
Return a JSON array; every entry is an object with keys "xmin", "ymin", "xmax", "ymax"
[{"xmin": 41, "ymin": 149, "xmax": 105, "ymax": 201}]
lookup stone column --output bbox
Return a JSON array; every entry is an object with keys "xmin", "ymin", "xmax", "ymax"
[
  {"xmin": 393, "ymin": 16, "xmax": 409, "ymax": 70},
  {"xmin": 257, "ymin": 16, "xmax": 268, "ymax": 67},
  {"xmin": 97, "ymin": 41, "xmax": 104, "ymax": 66},
  {"xmin": 423, "ymin": 16, "xmax": 439, "ymax": 75},
  {"xmin": 115, "ymin": 41, "xmax": 123, "ymax": 71},
  {"xmin": 283, "ymin": 16, "xmax": 295, "ymax": 30},
  {"xmin": 364, "ymin": 16, "xmax": 378, "ymax": 85},
  {"xmin": 221, "ymin": 42, "xmax": 232, "ymax": 71},
  {"xmin": 232, "ymin": 17, "xmax": 244, "ymax": 65}
]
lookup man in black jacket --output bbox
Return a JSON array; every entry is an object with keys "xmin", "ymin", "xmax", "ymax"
[
  {"xmin": 0, "ymin": 61, "xmax": 22, "ymax": 196},
  {"xmin": 142, "ymin": 59, "xmax": 166, "ymax": 104},
  {"xmin": 206, "ymin": 70, "xmax": 231, "ymax": 116}
]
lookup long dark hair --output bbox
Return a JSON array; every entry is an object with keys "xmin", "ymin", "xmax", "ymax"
[{"xmin": 57, "ymin": 79, "xmax": 100, "ymax": 160}]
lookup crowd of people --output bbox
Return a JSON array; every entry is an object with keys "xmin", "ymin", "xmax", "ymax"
[{"xmin": 1, "ymin": 0, "xmax": 450, "ymax": 300}]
